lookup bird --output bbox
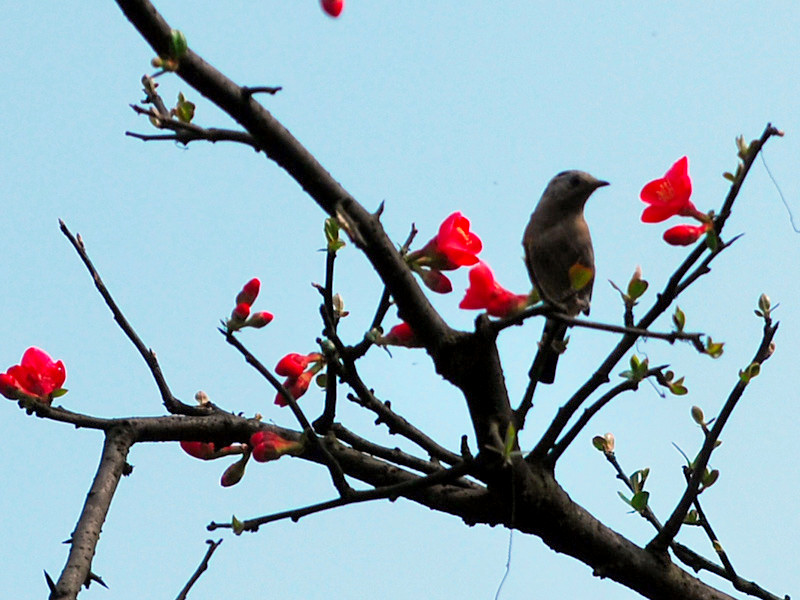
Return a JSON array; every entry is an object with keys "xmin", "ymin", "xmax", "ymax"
[{"xmin": 523, "ymin": 170, "xmax": 608, "ymax": 384}]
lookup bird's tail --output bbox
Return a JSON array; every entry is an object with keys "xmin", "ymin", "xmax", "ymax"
[{"xmin": 529, "ymin": 318, "xmax": 568, "ymax": 384}]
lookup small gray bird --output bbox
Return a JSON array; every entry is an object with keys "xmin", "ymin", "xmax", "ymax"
[{"xmin": 523, "ymin": 171, "xmax": 608, "ymax": 384}]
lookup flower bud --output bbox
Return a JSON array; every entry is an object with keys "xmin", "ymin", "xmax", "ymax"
[
  {"xmin": 236, "ymin": 278, "xmax": 260, "ymax": 306},
  {"xmin": 246, "ymin": 311, "xmax": 274, "ymax": 328}
]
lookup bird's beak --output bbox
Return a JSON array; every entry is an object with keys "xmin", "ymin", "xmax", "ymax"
[{"xmin": 594, "ymin": 180, "xmax": 610, "ymax": 188}]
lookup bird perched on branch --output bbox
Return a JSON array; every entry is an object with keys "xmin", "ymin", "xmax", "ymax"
[{"xmin": 523, "ymin": 170, "xmax": 608, "ymax": 383}]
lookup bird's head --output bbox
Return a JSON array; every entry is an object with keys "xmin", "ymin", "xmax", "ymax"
[{"xmin": 539, "ymin": 170, "xmax": 609, "ymax": 213}]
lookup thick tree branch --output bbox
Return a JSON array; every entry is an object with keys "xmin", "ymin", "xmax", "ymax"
[{"xmin": 51, "ymin": 426, "xmax": 135, "ymax": 600}]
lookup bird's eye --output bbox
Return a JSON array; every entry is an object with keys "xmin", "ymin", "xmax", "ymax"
[{"xmin": 569, "ymin": 175, "xmax": 581, "ymax": 188}]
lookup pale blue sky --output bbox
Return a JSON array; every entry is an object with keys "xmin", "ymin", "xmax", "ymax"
[{"xmin": 1, "ymin": 2, "xmax": 798, "ymax": 598}]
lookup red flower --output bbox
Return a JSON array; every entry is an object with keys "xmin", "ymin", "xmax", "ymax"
[
  {"xmin": 662, "ymin": 223, "xmax": 710, "ymax": 246},
  {"xmin": 275, "ymin": 370, "xmax": 314, "ymax": 407},
  {"xmin": 640, "ymin": 157, "xmax": 698, "ymax": 223},
  {"xmin": 0, "ymin": 347, "xmax": 66, "ymax": 403},
  {"xmin": 321, "ymin": 0, "xmax": 344, "ymax": 17},
  {"xmin": 250, "ymin": 430, "xmax": 302, "ymax": 462},
  {"xmin": 275, "ymin": 353, "xmax": 321, "ymax": 378},
  {"xmin": 411, "ymin": 212, "xmax": 483, "ymax": 270},
  {"xmin": 379, "ymin": 322, "xmax": 422, "ymax": 348},
  {"xmin": 235, "ymin": 278, "xmax": 261, "ymax": 307},
  {"xmin": 180, "ymin": 440, "xmax": 217, "ymax": 460},
  {"xmin": 459, "ymin": 262, "xmax": 530, "ymax": 317}
]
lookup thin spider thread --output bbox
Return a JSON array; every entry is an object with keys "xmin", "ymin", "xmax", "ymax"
[{"xmin": 760, "ymin": 151, "xmax": 800, "ymax": 233}]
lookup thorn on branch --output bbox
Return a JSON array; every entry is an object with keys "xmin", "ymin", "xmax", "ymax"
[{"xmin": 241, "ymin": 85, "xmax": 283, "ymax": 97}]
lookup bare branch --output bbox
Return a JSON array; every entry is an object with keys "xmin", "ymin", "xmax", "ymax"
[
  {"xmin": 174, "ymin": 539, "xmax": 223, "ymax": 600},
  {"xmin": 59, "ymin": 220, "xmax": 211, "ymax": 416},
  {"xmin": 208, "ymin": 460, "xmax": 472, "ymax": 532}
]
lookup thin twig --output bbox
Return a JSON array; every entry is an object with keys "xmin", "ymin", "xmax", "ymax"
[
  {"xmin": 648, "ymin": 317, "xmax": 778, "ymax": 554},
  {"xmin": 174, "ymin": 539, "xmax": 223, "ymax": 600},
  {"xmin": 207, "ymin": 460, "xmax": 471, "ymax": 532},
  {"xmin": 59, "ymin": 220, "xmax": 209, "ymax": 416},
  {"xmin": 548, "ymin": 369, "xmax": 664, "ymax": 464}
]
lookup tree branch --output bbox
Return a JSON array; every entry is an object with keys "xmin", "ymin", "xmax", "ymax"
[
  {"xmin": 60, "ymin": 220, "xmax": 211, "ymax": 416},
  {"xmin": 51, "ymin": 426, "xmax": 135, "ymax": 600}
]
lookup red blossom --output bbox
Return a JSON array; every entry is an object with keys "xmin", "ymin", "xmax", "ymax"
[
  {"xmin": 235, "ymin": 278, "xmax": 261, "ymax": 306},
  {"xmin": 321, "ymin": 0, "xmax": 344, "ymax": 17},
  {"xmin": 662, "ymin": 223, "xmax": 710, "ymax": 246},
  {"xmin": 0, "ymin": 347, "xmax": 66, "ymax": 403},
  {"xmin": 459, "ymin": 262, "xmax": 530, "ymax": 318},
  {"xmin": 379, "ymin": 322, "xmax": 422, "ymax": 348},
  {"xmin": 640, "ymin": 157, "xmax": 698, "ymax": 223},
  {"xmin": 250, "ymin": 430, "xmax": 301, "ymax": 462},
  {"xmin": 412, "ymin": 212, "xmax": 483, "ymax": 271},
  {"xmin": 180, "ymin": 440, "xmax": 217, "ymax": 460},
  {"xmin": 275, "ymin": 370, "xmax": 314, "ymax": 407}
]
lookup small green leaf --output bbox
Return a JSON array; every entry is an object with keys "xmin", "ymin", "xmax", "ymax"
[
  {"xmin": 705, "ymin": 337, "xmax": 725, "ymax": 359},
  {"xmin": 683, "ymin": 509, "xmax": 700, "ymax": 525},
  {"xmin": 592, "ymin": 435, "xmax": 606, "ymax": 451},
  {"xmin": 627, "ymin": 266, "xmax": 648, "ymax": 300},
  {"xmin": 324, "ymin": 217, "xmax": 345, "ymax": 252},
  {"xmin": 735, "ymin": 135, "xmax": 749, "ymax": 160},
  {"xmin": 758, "ymin": 293, "xmax": 771, "ymax": 317},
  {"xmin": 502, "ymin": 423, "xmax": 517, "ymax": 461},
  {"xmin": 231, "ymin": 515, "xmax": 244, "ymax": 535},
  {"xmin": 702, "ymin": 468, "xmax": 720, "ymax": 488},
  {"xmin": 712, "ymin": 540, "xmax": 724, "ymax": 554},
  {"xmin": 668, "ymin": 376, "xmax": 688, "ymax": 396},
  {"xmin": 691, "ymin": 405, "xmax": 705, "ymax": 425},
  {"xmin": 672, "ymin": 306, "xmax": 686, "ymax": 332},
  {"xmin": 617, "ymin": 491, "xmax": 633, "ymax": 508},
  {"xmin": 51, "ymin": 388, "xmax": 69, "ymax": 398},
  {"xmin": 315, "ymin": 373, "xmax": 328, "ymax": 388},
  {"xmin": 631, "ymin": 491, "xmax": 650, "ymax": 513},
  {"xmin": 169, "ymin": 29, "xmax": 188, "ymax": 59},
  {"xmin": 568, "ymin": 263, "xmax": 593, "ymax": 292},
  {"xmin": 174, "ymin": 92, "xmax": 195, "ymax": 123},
  {"xmin": 722, "ymin": 171, "xmax": 736, "ymax": 182}
]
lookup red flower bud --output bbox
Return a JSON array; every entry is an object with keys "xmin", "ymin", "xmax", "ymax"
[
  {"xmin": 246, "ymin": 311, "xmax": 274, "ymax": 328},
  {"xmin": 321, "ymin": 0, "xmax": 344, "ymax": 17},
  {"xmin": 236, "ymin": 278, "xmax": 261, "ymax": 306},
  {"xmin": 275, "ymin": 352, "xmax": 321, "ymax": 378},
  {"xmin": 419, "ymin": 268, "xmax": 453, "ymax": 294},
  {"xmin": 180, "ymin": 440, "xmax": 217, "ymax": 460},
  {"xmin": 250, "ymin": 430, "xmax": 301, "ymax": 462},
  {"xmin": 220, "ymin": 455, "xmax": 248, "ymax": 487},
  {"xmin": 662, "ymin": 223, "xmax": 710, "ymax": 246},
  {"xmin": 231, "ymin": 302, "xmax": 251, "ymax": 321}
]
